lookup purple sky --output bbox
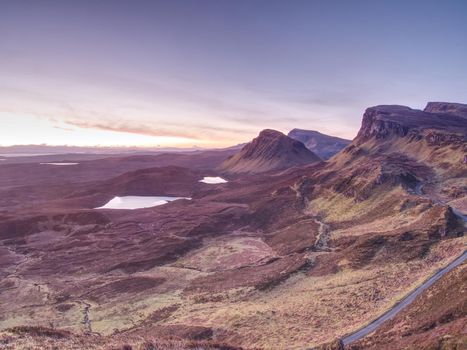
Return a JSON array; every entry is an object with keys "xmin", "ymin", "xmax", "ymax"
[{"xmin": 1, "ymin": 0, "xmax": 467, "ymax": 147}]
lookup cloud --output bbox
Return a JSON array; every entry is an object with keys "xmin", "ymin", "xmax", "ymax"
[
  {"xmin": 63, "ymin": 118, "xmax": 201, "ymax": 140},
  {"xmin": 2, "ymin": 68, "xmax": 364, "ymax": 144},
  {"xmin": 53, "ymin": 125, "xmax": 74, "ymax": 132}
]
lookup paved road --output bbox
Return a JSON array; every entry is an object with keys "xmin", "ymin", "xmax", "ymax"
[
  {"xmin": 341, "ymin": 249, "xmax": 467, "ymax": 345},
  {"xmin": 307, "ymin": 182, "xmax": 467, "ymax": 348},
  {"xmin": 341, "ymin": 182, "xmax": 466, "ymax": 345}
]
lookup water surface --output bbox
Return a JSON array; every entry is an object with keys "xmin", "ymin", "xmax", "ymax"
[
  {"xmin": 96, "ymin": 196, "xmax": 189, "ymax": 209},
  {"xmin": 200, "ymin": 176, "xmax": 228, "ymax": 184}
]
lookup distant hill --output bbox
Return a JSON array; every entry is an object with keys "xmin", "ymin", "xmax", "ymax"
[
  {"xmin": 1, "ymin": 102, "xmax": 466, "ymax": 350},
  {"xmin": 219, "ymin": 129, "xmax": 321, "ymax": 174},
  {"xmin": 287, "ymin": 129, "xmax": 351, "ymax": 159},
  {"xmin": 0, "ymin": 144, "xmax": 206, "ymax": 156}
]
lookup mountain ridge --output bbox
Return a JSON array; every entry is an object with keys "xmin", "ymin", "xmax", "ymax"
[
  {"xmin": 0, "ymin": 102, "xmax": 465, "ymax": 350},
  {"xmin": 355, "ymin": 103, "xmax": 467, "ymax": 145},
  {"xmin": 219, "ymin": 129, "xmax": 321, "ymax": 174},
  {"xmin": 287, "ymin": 129, "xmax": 351, "ymax": 159}
]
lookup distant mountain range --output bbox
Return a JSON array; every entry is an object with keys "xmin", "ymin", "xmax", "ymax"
[
  {"xmin": 0, "ymin": 144, "xmax": 205, "ymax": 156},
  {"xmin": 1, "ymin": 131, "xmax": 350, "ymax": 162}
]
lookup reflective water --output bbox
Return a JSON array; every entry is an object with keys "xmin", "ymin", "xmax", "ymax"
[
  {"xmin": 96, "ymin": 196, "xmax": 189, "ymax": 209},
  {"xmin": 199, "ymin": 176, "xmax": 228, "ymax": 184}
]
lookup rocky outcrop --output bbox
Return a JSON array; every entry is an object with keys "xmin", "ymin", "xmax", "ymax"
[
  {"xmin": 219, "ymin": 129, "xmax": 321, "ymax": 174},
  {"xmin": 354, "ymin": 105, "xmax": 413, "ymax": 143},
  {"xmin": 354, "ymin": 104, "xmax": 467, "ymax": 145},
  {"xmin": 330, "ymin": 154, "xmax": 434, "ymax": 201},
  {"xmin": 287, "ymin": 129, "xmax": 351, "ymax": 159},
  {"xmin": 424, "ymin": 131, "xmax": 465, "ymax": 146},
  {"xmin": 424, "ymin": 101, "xmax": 467, "ymax": 117}
]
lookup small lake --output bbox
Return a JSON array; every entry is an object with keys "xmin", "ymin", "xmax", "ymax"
[
  {"xmin": 200, "ymin": 176, "xmax": 228, "ymax": 184},
  {"xmin": 96, "ymin": 196, "xmax": 189, "ymax": 210},
  {"xmin": 40, "ymin": 163, "xmax": 79, "ymax": 166}
]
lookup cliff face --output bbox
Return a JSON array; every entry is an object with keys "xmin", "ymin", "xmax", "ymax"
[
  {"xmin": 424, "ymin": 101, "xmax": 467, "ymax": 117},
  {"xmin": 354, "ymin": 104, "xmax": 467, "ymax": 145},
  {"xmin": 307, "ymin": 102, "xmax": 467, "ymax": 224},
  {"xmin": 345, "ymin": 104, "xmax": 466, "ymax": 182},
  {"xmin": 0, "ymin": 102, "xmax": 465, "ymax": 350},
  {"xmin": 219, "ymin": 129, "xmax": 321, "ymax": 174},
  {"xmin": 354, "ymin": 105, "xmax": 413, "ymax": 143}
]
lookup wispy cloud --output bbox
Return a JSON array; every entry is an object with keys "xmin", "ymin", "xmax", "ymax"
[
  {"xmin": 53, "ymin": 125, "xmax": 74, "ymax": 132},
  {"xmin": 63, "ymin": 118, "xmax": 201, "ymax": 140}
]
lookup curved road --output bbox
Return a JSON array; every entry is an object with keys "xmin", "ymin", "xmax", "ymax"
[
  {"xmin": 341, "ymin": 183, "xmax": 467, "ymax": 345},
  {"xmin": 341, "ymin": 249, "xmax": 467, "ymax": 345}
]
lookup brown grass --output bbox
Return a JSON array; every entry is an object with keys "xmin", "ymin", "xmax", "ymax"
[{"xmin": 0, "ymin": 327, "xmax": 245, "ymax": 350}]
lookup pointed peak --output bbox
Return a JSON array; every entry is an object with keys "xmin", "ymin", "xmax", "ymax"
[{"xmin": 219, "ymin": 129, "xmax": 321, "ymax": 174}]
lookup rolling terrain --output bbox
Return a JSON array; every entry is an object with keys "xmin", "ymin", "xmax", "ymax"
[{"xmin": 0, "ymin": 102, "xmax": 465, "ymax": 349}]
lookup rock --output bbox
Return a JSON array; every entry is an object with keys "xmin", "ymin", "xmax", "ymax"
[
  {"xmin": 354, "ymin": 104, "xmax": 467, "ymax": 145},
  {"xmin": 424, "ymin": 101, "xmax": 467, "ymax": 117}
]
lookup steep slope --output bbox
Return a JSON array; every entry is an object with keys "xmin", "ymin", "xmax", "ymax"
[
  {"xmin": 351, "ymin": 103, "xmax": 466, "ymax": 161},
  {"xmin": 294, "ymin": 102, "xmax": 466, "ymax": 348},
  {"xmin": 0, "ymin": 103, "xmax": 465, "ymax": 350},
  {"xmin": 424, "ymin": 101, "xmax": 467, "ymax": 117},
  {"xmin": 347, "ymin": 262, "xmax": 466, "ymax": 350},
  {"xmin": 301, "ymin": 103, "xmax": 467, "ymax": 234},
  {"xmin": 219, "ymin": 129, "xmax": 321, "ymax": 174},
  {"xmin": 288, "ymin": 129, "xmax": 351, "ymax": 159},
  {"xmin": 327, "ymin": 102, "xmax": 467, "ymax": 211}
]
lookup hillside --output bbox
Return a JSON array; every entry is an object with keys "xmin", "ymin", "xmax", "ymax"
[
  {"xmin": 0, "ymin": 102, "xmax": 465, "ymax": 349},
  {"xmin": 348, "ymin": 262, "xmax": 466, "ymax": 350},
  {"xmin": 219, "ymin": 129, "xmax": 321, "ymax": 173},
  {"xmin": 329, "ymin": 103, "xmax": 466, "ymax": 213}
]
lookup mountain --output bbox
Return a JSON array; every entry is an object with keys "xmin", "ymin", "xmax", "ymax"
[
  {"xmin": 0, "ymin": 103, "xmax": 465, "ymax": 350},
  {"xmin": 424, "ymin": 101, "xmax": 467, "ymax": 117},
  {"xmin": 327, "ymin": 103, "xmax": 467, "ymax": 202},
  {"xmin": 287, "ymin": 129, "xmax": 351, "ymax": 159},
  {"xmin": 219, "ymin": 129, "xmax": 321, "ymax": 174},
  {"xmin": 354, "ymin": 104, "xmax": 467, "ymax": 144},
  {"xmin": 290, "ymin": 102, "xmax": 466, "ymax": 347}
]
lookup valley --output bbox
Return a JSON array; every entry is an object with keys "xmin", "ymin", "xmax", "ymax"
[{"xmin": 0, "ymin": 102, "xmax": 465, "ymax": 350}]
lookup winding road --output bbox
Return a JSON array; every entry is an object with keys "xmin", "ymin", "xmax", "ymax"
[
  {"xmin": 341, "ymin": 249, "xmax": 467, "ymax": 345},
  {"xmin": 340, "ymin": 183, "xmax": 467, "ymax": 346}
]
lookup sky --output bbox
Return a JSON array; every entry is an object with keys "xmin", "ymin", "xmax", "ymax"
[{"xmin": 1, "ymin": 0, "xmax": 467, "ymax": 148}]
